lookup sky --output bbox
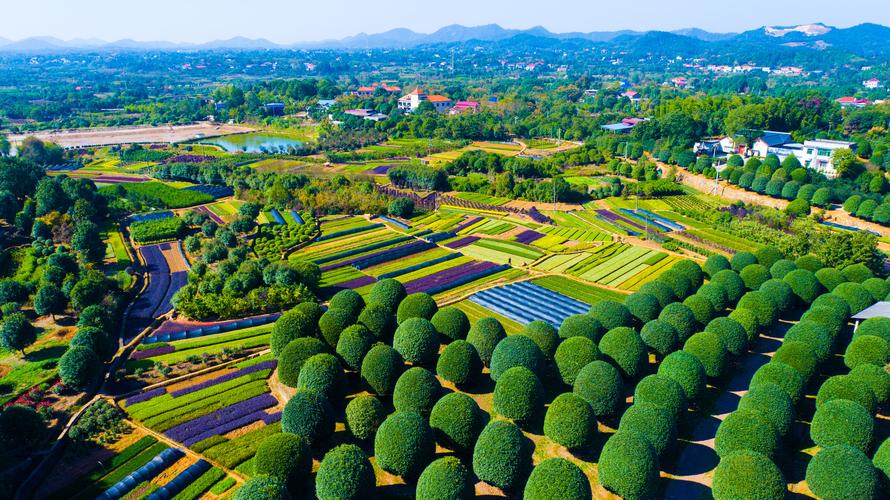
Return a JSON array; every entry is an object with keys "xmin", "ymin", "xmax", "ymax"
[{"xmin": 1, "ymin": 0, "xmax": 888, "ymax": 43}]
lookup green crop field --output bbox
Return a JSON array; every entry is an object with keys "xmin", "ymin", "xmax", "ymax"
[{"xmin": 532, "ymin": 275, "xmax": 627, "ymax": 304}]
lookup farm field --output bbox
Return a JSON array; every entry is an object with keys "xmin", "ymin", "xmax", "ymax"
[{"xmin": 534, "ymin": 242, "xmax": 680, "ymax": 291}]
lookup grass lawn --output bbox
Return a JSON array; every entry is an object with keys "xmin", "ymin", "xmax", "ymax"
[{"xmin": 0, "ymin": 328, "xmax": 69, "ymax": 405}]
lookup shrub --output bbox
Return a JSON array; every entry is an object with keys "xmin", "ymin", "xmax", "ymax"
[
  {"xmin": 640, "ymin": 320, "xmax": 678, "ymax": 357},
  {"xmin": 712, "ymin": 450, "xmax": 786, "ymax": 500},
  {"xmin": 728, "ymin": 308, "xmax": 759, "ymax": 343},
  {"xmin": 634, "ymin": 374, "xmax": 688, "ymax": 421},
  {"xmin": 832, "ymin": 282, "xmax": 874, "ymax": 315},
  {"xmin": 396, "ymin": 292, "xmax": 437, "ymax": 323},
  {"xmin": 429, "ymin": 392, "xmax": 483, "ymax": 454},
  {"xmin": 639, "ymin": 280, "xmax": 676, "ymax": 308},
  {"xmin": 740, "ymin": 264, "xmax": 770, "ymax": 290},
  {"xmin": 234, "ymin": 477, "xmax": 288, "ymax": 500},
  {"xmin": 815, "ymin": 374, "xmax": 877, "ymax": 415},
  {"xmin": 437, "ymin": 339, "xmax": 482, "ymax": 386},
  {"xmin": 270, "ymin": 310, "xmax": 315, "ymax": 356},
  {"xmin": 558, "ymin": 314, "xmax": 604, "ymax": 342},
  {"xmin": 710, "ymin": 269, "xmax": 746, "ymax": 303},
  {"xmin": 278, "ymin": 337, "xmax": 328, "ymax": 387},
  {"xmin": 58, "ymin": 346, "xmax": 101, "ymax": 391},
  {"xmin": 466, "ymin": 317, "xmax": 506, "ymax": 366},
  {"xmin": 543, "ymin": 393, "xmax": 596, "ymax": 449},
  {"xmin": 493, "ymin": 366, "xmax": 544, "ymax": 422},
  {"xmin": 431, "ymin": 307, "xmax": 470, "ymax": 342},
  {"xmin": 336, "ymin": 324, "xmax": 374, "ymax": 371},
  {"xmin": 472, "ymin": 420, "xmax": 530, "ymax": 491},
  {"xmin": 657, "ymin": 350, "xmax": 706, "ymax": 401},
  {"xmin": 810, "ymin": 293, "xmax": 851, "ymax": 321},
  {"xmin": 844, "ymin": 335, "xmax": 889, "ymax": 370},
  {"xmin": 855, "ymin": 317, "xmax": 890, "ymax": 344},
  {"xmin": 673, "ymin": 260, "xmax": 704, "ymax": 288},
  {"xmin": 703, "ymin": 254, "xmax": 731, "ymax": 278},
  {"xmin": 489, "ymin": 335, "xmax": 545, "ymax": 380},
  {"xmin": 297, "ymin": 353, "xmax": 343, "ymax": 398},
  {"xmin": 874, "ymin": 439, "xmax": 890, "ymax": 491},
  {"xmin": 393, "ymin": 317, "xmax": 439, "ymax": 366},
  {"xmin": 357, "ymin": 303, "xmax": 393, "ymax": 339},
  {"xmin": 659, "ymin": 269, "xmax": 693, "ymax": 299},
  {"xmin": 862, "ymin": 277, "xmax": 890, "ymax": 302},
  {"xmin": 329, "ymin": 289, "xmax": 365, "ymax": 321},
  {"xmin": 573, "ymin": 360, "xmax": 623, "ymax": 416},
  {"xmin": 750, "ymin": 361, "xmax": 805, "ymax": 404},
  {"xmin": 598, "ymin": 431, "xmax": 660, "ymax": 500},
  {"xmin": 683, "ymin": 331, "xmax": 727, "ymax": 378},
  {"xmin": 588, "ymin": 300, "xmax": 632, "ymax": 330},
  {"xmin": 374, "ymin": 411, "xmax": 435, "ymax": 478},
  {"xmin": 315, "ymin": 444, "xmax": 376, "ymax": 500},
  {"xmin": 801, "ymin": 306, "xmax": 846, "ymax": 339},
  {"xmin": 393, "ymin": 367, "xmax": 441, "ymax": 417},
  {"xmin": 806, "ymin": 445, "xmax": 879, "ymax": 500},
  {"xmin": 783, "ymin": 269, "xmax": 820, "ymax": 304},
  {"xmin": 0, "ymin": 405, "xmax": 44, "ymax": 450},
  {"xmin": 360, "ymin": 344, "xmax": 404, "ymax": 395},
  {"xmin": 598, "ymin": 327, "xmax": 647, "ymax": 378},
  {"xmin": 294, "ymin": 301, "xmax": 324, "ymax": 324},
  {"xmin": 70, "ymin": 327, "xmax": 114, "ymax": 361},
  {"xmin": 345, "ymin": 395, "xmax": 385, "ymax": 441},
  {"xmin": 731, "ymin": 251, "xmax": 757, "ymax": 272},
  {"xmin": 254, "ymin": 433, "xmax": 311, "ymax": 490},
  {"xmin": 714, "ymin": 409, "xmax": 779, "ymax": 459},
  {"xmin": 368, "ymin": 278, "xmax": 406, "ymax": 312},
  {"xmin": 811, "ymin": 399, "xmax": 873, "ymax": 452},
  {"xmin": 281, "ymin": 390, "xmax": 334, "ymax": 445},
  {"xmin": 795, "ymin": 254, "xmax": 824, "ymax": 272},
  {"xmin": 318, "ymin": 308, "xmax": 353, "ymax": 348},
  {"xmin": 737, "ymin": 384, "xmax": 794, "ymax": 436},
  {"xmin": 683, "ymin": 294, "xmax": 715, "ymax": 326},
  {"xmin": 841, "ymin": 263, "xmax": 874, "ymax": 283},
  {"xmin": 759, "ymin": 279, "xmax": 794, "ymax": 313},
  {"xmin": 815, "ymin": 267, "xmax": 845, "ymax": 291},
  {"xmin": 737, "ymin": 291, "xmax": 778, "ymax": 327},
  {"xmin": 704, "ymin": 317, "xmax": 747, "ymax": 356},
  {"xmin": 753, "ymin": 246, "xmax": 782, "ymax": 268},
  {"xmin": 848, "ymin": 364, "xmax": 890, "ymax": 405},
  {"xmin": 658, "ymin": 302, "xmax": 697, "ymax": 342},
  {"xmin": 554, "ymin": 336, "xmax": 599, "ymax": 385},
  {"xmin": 773, "ymin": 340, "xmax": 817, "ymax": 380},
  {"xmin": 416, "ymin": 457, "xmax": 473, "ymax": 500},
  {"xmin": 624, "ymin": 293, "xmax": 661, "ymax": 324},
  {"xmin": 769, "ymin": 259, "xmax": 797, "ymax": 279},
  {"xmin": 619, "ymin": 403, "xmax": 676, "ymax": 456},
  {"xmin": 523, "ymin": 458, "xmax": 591, "ymax": 500},
  {"xmin": 784, "ymin": 321, "xmax": 832, "ymax": 363},
  {"xmin": 520, "ymin": 320, "xmax": 559, "ymax": 358},
  {"xmin": 697, "ymin": 284, "xmax": 728, "ymax": 312}
]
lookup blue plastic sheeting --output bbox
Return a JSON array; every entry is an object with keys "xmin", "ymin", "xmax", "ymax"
[
  {"xmin": 636, "ymin": 209, "xmax": 685, "ymax": 231},
  {"xmin": 144, "ymin": 313, "xmax": 281, "ymax": 344},
  {"xmin": 97, "ymin": 448, "xmax": 184, "ymax": 500},
  {"xmin": 820, "ymin": 221, "xmax": 881, "ymax": 236},
  {"xmin": 378, "ymin": 253, "xmax": 462, "ymax": 280},
  {"xmin": 130, "ymin": 211, "xmax": 174, "ymax": 224},
  {"xmin": 425, "ymin": 231, "xmax": 456, "ymax": 242},
  {"xmin": 469, "ymin": 281, "xmax": 589, "ymax": 327},
  {"xmin": 268, "ymin": 208, "xmax": 286, "ymax": 225},
  {"xmin": 379, "ymin": 216, "xmax": 411, "ymax": 230},
  {"xmin": 289, "ymin": 210, "xmax": 304, "ymax": 225},
  {"xmin": 317, "ymin": 223, "xmax": 384, "ymax": 242},
  {"xmin": 618, "ymin": 208, "xmax": 672, "ymax": 232},
  {"xmin": 146, "ymin": 459, "xmax": 212, "ymax": 500}
]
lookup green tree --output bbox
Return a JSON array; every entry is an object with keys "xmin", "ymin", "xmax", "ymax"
[
  {"xmin": 34, "ymin": 284, "xmax": 65, "ymax": 319},
  {"xmin": 0, "ymin": 313, "xmax": 36, "ymax": 356}
]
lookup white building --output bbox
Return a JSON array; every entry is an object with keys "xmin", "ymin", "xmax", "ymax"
[
  {"xmin": 694, "ymin": 136, "xmax": 738, "ymax": 157},
  {"xmin": 751, "ymin": 131, "xmax": 802, "ymax": 159},
  {"xmin": 798, "ymin": 139, "xmax": 857, "ymax": 178},
  {"xmin": 863, "ymin": 78, "xmax": 881, "ymax": 89},
  {"xmin": 398, "ymin": 87, "xmax": 452, "ymax": 113}
]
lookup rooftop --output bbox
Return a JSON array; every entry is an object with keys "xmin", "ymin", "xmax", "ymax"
[{"xmin": 852, "ymin": 301, "xmax": 890, "ymax": 320}]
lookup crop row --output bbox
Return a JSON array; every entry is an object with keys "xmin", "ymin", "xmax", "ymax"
[
  {"xmin": 469, "ymin": 281, "xmax": 590, "ymax": 326},
  {"xmin": 472, "ymin": 238, "xmax": 544, "ymax": 260},
  {"xmin": 531, "ymin": 275, "xmax": 627, "ymax": 304}
]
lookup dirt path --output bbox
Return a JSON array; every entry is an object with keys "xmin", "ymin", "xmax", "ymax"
[{"xmin": 8, "ymin": 122, "xmax": 255, "ymax": 149}]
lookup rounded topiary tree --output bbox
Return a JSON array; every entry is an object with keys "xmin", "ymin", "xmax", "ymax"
[
  {"xmin": 523, "ymin": 458, "xmax": 591, "ymax": 500},
  {"xmin": 357, "ymin": 303, "xmax": 393, "ymax": 339},
  {"xmin": 658, "ymin": 302, "xmax": 697, "ymax": 343},
  {"xmin": 703, "ymin": 254, "xmax": 731, "ymax": 278},
  {"xmin": 816, "ymin": 374, "xmax": 877, "ymax": 415},
  {"xmin": 672, "ymin": 259, "xmax": 704, "ymax": 287},
  {"xmin": 731, "ymin": 251, "xmax": 758, "ymax": 272},
  {"xmin": 783, "ymin": 269, "xmax": 821, "ymax": 305},
  {"xmin": 58, "ymin": 345, "xmax": 101, "ymax": 391},
  {"xmin": 278, "ymin": 337, "xmax": 328, "ymax": 387},
  {"xmin": 874, "ymin": 439, "xmax": 890, "ymax": 491},
  {"xmin": 436, "ymin": 339, "xmax": 482, "ymax": 386},
  {"xmin": 345, "ymin": 395, "xmax": 385, "ymax": 441},
  {"xmin": 270, "ymin": 309, "xmax": 315, "ymax": 356},
  {"xmin": 704, "ymin": 317, "xmax": 747, "ymax": 356},
  {"xmin": 374, "ymin": 411, "xmax": 435, "ymax": 479},
  {"xmin": 848, "ymin": 364, "xmax": 890, "ymax": 406},
  {"xmin": 730, "ymin": 308, "xmax": 761, "ymax": 344},
  {"xmin": 712, "ymin": 450, "xmax": 786, "ymax": 500},
  {"xmin": 396, "ymin": 292, "xmax": 438, "ymax": 324},
  {"xmin": 841, "ymin": 263, "xmax": 874, "ymax": 283},
  {"xmin": 619, "ymin": 402, "xmax": 677, "ymax": 456},
  {"xmin": 861, "ymin": 277, "xmax": 889, "ymax": 302},
  {"xmin": 297, "ymin": 353, "xmax": 343, "ymax": 398},
  {"xmin": 234, "ymin": 477, "xmax": 288, "ymax": 500},
  {"xmin": 416, "ymin": 457, "xmax": 474, "ymax": 500},
  {"xmin": 493, "ymin": 366, "xmax": 544, "ymax": 422},
  {"xmin": 795, "ymin": 254, "xmax": 824, "ymax": 272},
  {"xmin": 588, "ymin": 300, "xmax": 632, "ymax": 331},
  {"xmin": 773, "ymin": 340, "xmax": 818, "ymax": 380},
  {"xmin": 854, "ymin": 317, "xmax": 890, "ymax": 344},
  {"xmin": 737, "ymin": 291, "xmax": 777, "ymax": 327},
  {"xmin": 659, "ymin": 269, "xmax": 693, "ymax": 300},
  {"xmin": 368, "ymin": 278, "xmax": 406, "ymax": 312},
  {"xmin": 759, "ymin": 279, "xmax": 794, "ymax": 313},
  {"xmin": 392, "ymin": 317, "xmax": 439, "ymax": 366},
  {"xmin": 697, "ymin": 283, "xmax": 728, "ymax": 312},
  {"xmin": 657, "ymin": 350, "xmax": 706, "ymax": 401},
  {"xmin": 318, "ymin": 308, "xmax": 354, "ymax": 348},
  {"xmin": 315, "ymin": 444, "xmax": 376, "ymax": 500},
  {"xmin": 521, "ymin": 320, "xmax": 559, "ymax": 359},
  {"xmin": 640, "ymin": 320, "xmax": 678, "ymax": 358},
  {"xmin": 845, "ymin": 335, "xmax": 889, "ymax": 370},
  {"xmin": 329, "ymin": 289, "xmax": 365, "ymax": 321},
  {"xmin": 466, "ymin": 317, "xmax": 506, "ymax": 366},
  {"xmin": 711, "ymin": 270, "xmax": 746, "ymax": 303},
  {"xmin": 554, "ymin": 336, "xmax": 599, "ymax": 385},
  {"xmin": 784, "ymin": 321, "xmax": 832, "ymax": 363},
  {"xmin": 683, "ymin": 294, "xmax": 715, "ymax": 326},
  {"xmin": 281, "ymin": 389, "xmax": 334, "ymax": 445},
  {"xmin": 737, "ymin": 383, "xmax": 794, "ymax": 436},
  {"xmin": 573, "ymin": 360, "xmax": 623, "ymax": 416},
  {"xmin": 624, "ymin": 292, "xmax": 661, "ymax": 324},
  {"xmin": 472, "ymin": 420, "xmax": 530, "ymax": 492},
  {"xmin": 598, "ymin": 326, "xmax": 647, "ymax": 378},
  {"xmin": 714, "ymin": 409, "xmax": 778, "ymax": 459},
  {"xmin": 294, "ymin": 301, "xmax": 324, "ymax": 325},
  {"xmin": 639, "ymin": 280, "xmax": 677, "ymax": 308},
  {"xmin": 69, "ymin": 327, "xmax": 114, "ymax": 361},
  {"xmin": 683, "ymin": 331, "xmax": 727, "ymax": 378},
  {"xmin": 815, "ymin": 267, "xmax": 846, "ymax": 292},
  {"xmin": 489, "ymin": 334, "xmax": 545, "ymax": 380},
  {"xmin": 558, "ymin": 314, "xmax": 604, "ymax": 342},
  {"xmin": 430, "ymin": 307, "xmax": 470, "ymax": 342},
  {"xmin": 811, "ymin": 399, "xmax": 873, "ymax": 452},
  {"xmin": 254, "ymin": 433, "xmax": 311, "ymax": 490},
  {"xmin": 336, "ymin": 324, "xmax": 374, "ymax": 371},
  {"xmin": 806, "ymin": 445, "xmax": 879, "ymax": 500},
  {"xmin": 769, "ymin": 259, "xmax": 797, "ymax": 280},
  {"xmin": 755, "ymin": 246, "xmax": 783, "ymax": 268},
  {"xmin": 429, "ymin": 392, "xmax": 483, "ymax": 454},
  {"xmin": 802, "ymin": 304, "xmax": 846, "ymax": 339},
  {"xmin": 832, "ymin": 282, "xmax": 874, "ymax": 315},
  {"xmin": 740, "ymin": 264, "xmax": 771, "ymax": 290},
  {"xmin": 634, "ymin": 374, "xmax": 687, "ymax": 421},
  {"xmin": 393, "ymin": 367, "xmax": 441, "ymax": 417},
  {"xmin": 543, "ymin": 392, "xmax": 596, "ymax": 449},
  {"xmin": 0, "ymin": 405, "xmax": 44, "ymax": 450},
  {"xmin": 598, "ymin": 431, "xmax": 660, "ymax": 500},
  {"xmin": 750, "ymin": 361, "xmax": 805, "ymax": 404},
  {"xmin": 360, "ymin": 344, "xmax": 404, "ymax": 395}
]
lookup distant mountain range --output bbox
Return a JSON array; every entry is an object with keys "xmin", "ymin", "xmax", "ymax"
[{"xmin": 1, "ymin": 22, "xmax": 888, "ymax": 56}]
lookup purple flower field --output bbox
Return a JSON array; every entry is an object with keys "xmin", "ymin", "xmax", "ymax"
[
  {"xmin": 453, "ymin": 216, "xmax": 483, "ymax": 233},
  {"xmin": 335, "ymin": 275, "xmax": 378, "ymax": 289},
  {"xmin": 514, "ymin": 230, "xmax": 545, "ymax": 245},
  {"xmin": 125, "ymin": 387, "xmax": 167, "ymax": 406},
  {"xmin": 596, "ymin": 209, "xmax": 646, "ymax": 231},
  {"xmin": 166, "ymin": 393, "xmax": 278, "ymax": 444},
  {"xmin": 365, "ymin": 164, "xmax": 396, "ymax": 175},
  {"xmin": 131, "ymin": 345, "xmax": 176, "ymax": 361},
  {"xmin": 444, "ymin": 236, "xmax": 480, "ymax": 249},
  {"xmin": 527, "ymin": 207, "xmax": 552, "ymax": 224},
  {"xmin": 169, "ymin": 361, "xmax": 277, "ymax": 398},
  {"xmin": 320, "ymin": 240, "xmax": 433, "ymax": 272},
  {"xmin": 404, "ymin": 261, "xmax": 498, "ymax": 295}
]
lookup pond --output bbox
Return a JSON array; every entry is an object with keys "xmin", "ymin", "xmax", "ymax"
[{"xmin": 200, "ymin": 133, "xmax": 303, "ymax": 153}]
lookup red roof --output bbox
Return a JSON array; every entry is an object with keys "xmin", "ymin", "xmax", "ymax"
[
  {"xmin": 427, "ymin": 95, "xmax": 451, "ymax": 103},
  {"xmin": 408, "ymin": 87, "xmax": 425, "ymax": 95}
]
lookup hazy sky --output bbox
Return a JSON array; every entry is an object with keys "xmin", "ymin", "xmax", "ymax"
[{"xmin": 1, "ymin": 0, "xmax": 887, "ymax": 43}]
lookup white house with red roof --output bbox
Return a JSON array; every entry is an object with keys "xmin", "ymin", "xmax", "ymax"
[
  {"xmin": 353, "ymin": 83, "xmax": 402, "ymax": 98},
  {"xmin": 450, "ymin": 101, "xmax": 480, "ymax": 114},
  {"xmin": 836, "ymin": 96, "xmax": 871, "ymax": 108},
  {"xmin": 398, "ymin": 88, "xmax": 453, "ymax": 113},
  {"xmin": 622, "ymin": 90, "xmax": 641, "ymax": 104},
  {"xmin": 863, "ymin": 78, "xmax": 881, "ymax": 89}
]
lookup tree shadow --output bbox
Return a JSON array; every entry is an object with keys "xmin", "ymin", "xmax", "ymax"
[
  {"xmin": 460, "ymin": 375, "xmax": 494, "ymax": 395},
  {"xmin": 661, "ymin": 477, "xmax": 714, "ymax": 500},
  {"xmin": 662, "ymin": 441, "xmax": 719, "ymax": 476},
  {"xmin": 25, "ymin": 345, "xmax": 66, "ymax": 363}
]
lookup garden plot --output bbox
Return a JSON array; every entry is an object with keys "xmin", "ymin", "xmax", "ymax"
[
  {"xmin": 531, "ymin": 275, "xmax": 627, "ymax": 304},
  {"xmin": 126, "ymin": 324, "xmax": 273, "ymax": 372},
  {"xmin": 126, "ymin": 242, "xmax": 190, "ymax": 338},
  {"xmin": 534, "ymin": 242, "xmax": 676, "ymax": 290},
  {"xmin": 469, "ymin": 281, "xmax": 589, "ymax": 327}
]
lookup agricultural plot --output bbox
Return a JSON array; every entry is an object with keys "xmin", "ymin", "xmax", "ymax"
[
  {"xmin": 451, "ymin": 299, "xmax": 525, "ymax": 335},
  {"xmin": 100, "ymin": 182, "xmax": 214, "ymax": 209},
  {"xmin": 456, "ymin": 218, "xmax": 515, "ymax": 236},
  {"xmin": 532, "ymin": 275, "xmax": 627, "ymax": 304},
  {"xmin": 534, "ymin": 242, "xmax": 678, "ymax": 291},
  {"xmin": 450, "ymin": 192, "xmax": 511, "ymax": 206},
  {"xmin": 469, "ymin": 281, "xmax": 589, "ymax": 327},
  {"xmin": 252, "ymin": 211, "xmax": 316, "ymax": 259},
  {"xmin": 539, "ymin": 224, "xmax": 612, "ymax": 242},
  {"xmin": 105, "ymin": 230, "xmax": 132, "ymax": 266},
  {"xmin": 127, "ymin": 324, "xmax": 273, "ymax": 371},
  {"xmin": 462, "ymin": 239, "xmax": 544, "ymax": 266},
  {"xmin": 685, "ymin": 227, "xmax": 764, "ymax": 253},
  {"xmin": 126, "ymin": 243, "xmax": 190, "ymax": 338}
]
